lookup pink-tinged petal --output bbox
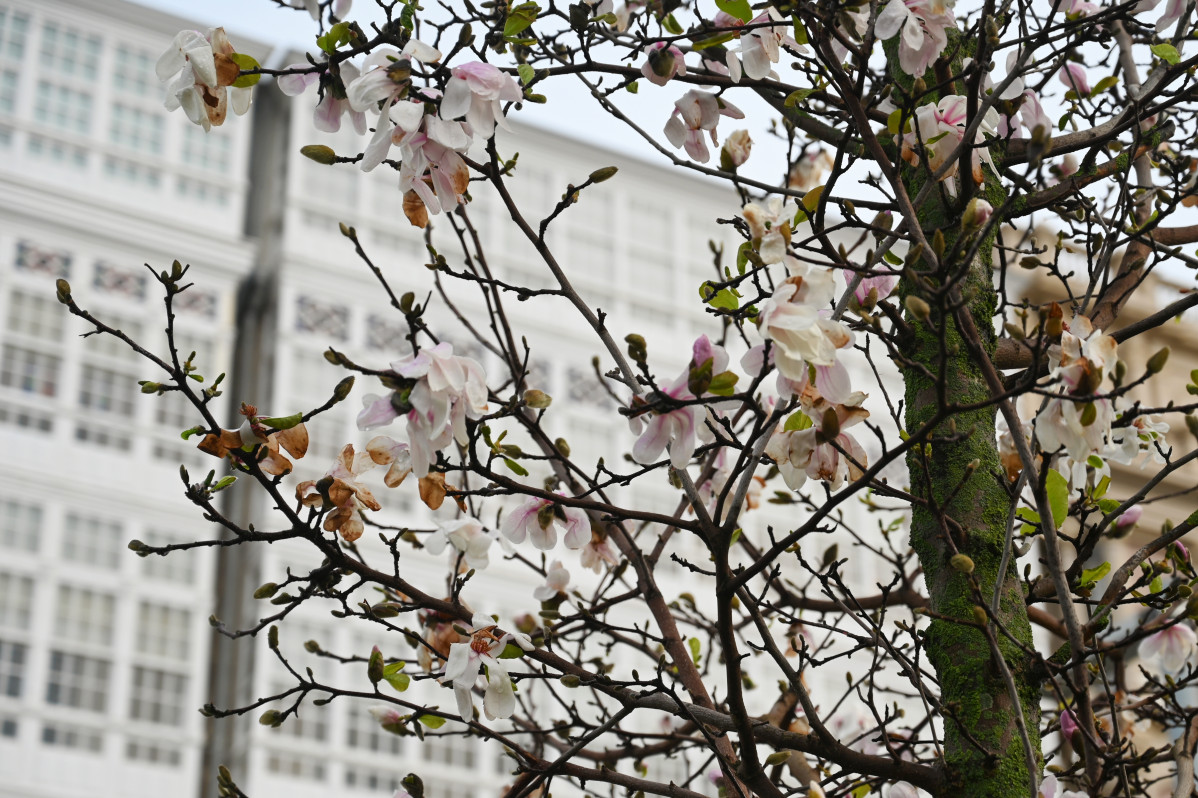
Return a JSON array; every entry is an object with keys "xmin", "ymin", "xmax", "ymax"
[
  {"xmin": 683, "ymin": 130, "xmax": 710, "ymax": 163},
  {"xmin": 357, "ymin": 394, "xmax": 400, "ymax": 430},
  {"xmin": 668, "ymin": 410, "xmax": 698, "ymax": 469},
  {"xmin": 528, "ymin": 520, "xmax": 557, "ymax": 550},
  {"xmin": 1058, "ymin": 63, "xmax": 1090, "ymax": 95},
  {"xmin": 664, "ymin": 115, "xmax": 687, "ymax": 149},
  {"xmin": 814, "ymin": 361, "xmax": 851, "ymax": 404},
  {"xmin": 632, "ymin": 417, "xmax": 672, "ymax": 464},
  {"xmin": 873, "ymin": 1, "xmax": 909, "ymax": 39},
  {"xmin": 425, "ymin": 115, "xmax": 470, "ymax": 150},
  {"xmin": 360, "ymin": 108, "xmax": 397, "ymax": 172},
  {"xmin": 501, "ymin": 500, "xmax": 542, "ymax": 544},
  {"xmin": 277, "ymin": 66, "xmax": 317, "ymax": 96},
  {"xmin": 346, "ymin": 68, "xmax": 394, "ymax": 111},
  {"xmin": 440, "ymin": 76, "xmax": 473, "ymax": 120},
  {"xmin": 313, "ymin": 94, "xmax": 342, "ymax": 132},
  {"xmin": 561, "ymin": 506, "xmax": 590, "ymax": 549}
]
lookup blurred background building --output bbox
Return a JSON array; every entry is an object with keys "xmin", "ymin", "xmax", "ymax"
[
  {"xmin": 1, "ymin": 2, "xmax": 1194, "ymax": 798},
  {"xmin": 0, "ymin": 2, "xmax": 872, "ymax": 797}
]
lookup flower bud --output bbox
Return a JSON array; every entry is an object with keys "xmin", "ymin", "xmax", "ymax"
[
  {"xmin": 1146, "ymin": 346, "xmax": 1170, "ymax": 375},
  {"xmin": 524, "ymin": 389, "xmax": 552, "ymax": 408},
  {"xmin": 300, "ymin": 144, "xmax": 337, "ymax": 164},
  {"xmin": 962, "ymin": 197, "xmax": 994, "ymax": 229},
  {"xmin": 589, "ymin": 166, "xmax": 618, "ymax": 183},
  {"xmin": 721, "ymin": 130, "xmax": 752, "ymax": 170},
  {"xmin": 905, "ymin": 295, "xmax": 931, "ymax": 321},
  {"xmin": 367, "ymin": 645, "xmax": 384, "ymax": 685},
  {"xmin": 951, "ymin": 553, "xmax": 975, "ymax": 574}
]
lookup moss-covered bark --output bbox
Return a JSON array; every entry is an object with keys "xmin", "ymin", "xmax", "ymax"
[
  {"xmin": 887, "ymin": 33, "xmax": 1044, "ymax": 796},
  {"xmin": 897, "ymin": 145, "xmax": 1043, "ymax": 798}
]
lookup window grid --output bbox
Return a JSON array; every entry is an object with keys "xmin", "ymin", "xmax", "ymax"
[
  {"xmin": 42, "ymin": 722, "xmax": 103, "ymax": 752},
  {"xmin": 139, "ymin": 530, "xmax": 197, "ymax": 584},
  {"xmin": 0, "ymin": 344, "xmax": 61, "ymax": 398},
  {"xmin": 266, "ymin": 750, "xmax": 326, "ymax": 781},
  {"xmin": 176, "ymin": 176, "xmax": 229, "ymax": 206},
  {"xmin": 180, "ymin": 124, "xmax": 232, "ymax": 172},
  {"xmin": 54, "ymin": 586, "xmax": 115, "ymax": 647},
  {"xmin": 0, "ymin": 498, "xmax": 41, "ymax": 552},
  {"xmin": 78, "ymin": 364, "xmax": 137, "ymax": 417},
  {"xmin": 104, "ymin": 155, "xmax": 162, "ymax": 188},
  {"xmin": 61, "ymin": 513, "xmax": 123, "ymax": 570},
  {"xmin": 0, "ymin": 68, "xmax": 15, "ymax": 114},
  {"xmin": 126, "ymin": 738, "xmax": 183, "ymax": 766},
  {"xmin": 345, "ymin": 704, "xmax": 404, "ymax": 755},
  {"xmin": 26, "ymin": 133, "xmax": 88, "ymax": 167},
  {"xmin": 6, "ymin": 290, "xmax": 66, "ymax": 341},
  {"xmin": 39, "ymin": 22, "xmax": 101, "ymax": 80},
  {"xmin": 128, "ymin": 667, "xmax": 187, "ymax": 726},
  {"xmin": 0, "ymin": 640, "xmax": 27, "ymax": 698},
  {"xmin": 0, "ymin": 8, "xmax": 29, "ymax": 62},
  {"xmin": 136, "ymin": 602, "xmax": 190, "ymax": 661},
  {"xmin": 111, "ymin": 47, "xmax": 157, "ymax": 97},
  {"xmin": 0, "ymin": 572, "xmax": 34, "ymax": 630},
  {"xmin": 109, "ymin": 103, "xmax": 164, "ymax": 154},
  {"xmin": 34, "ymin": 80, "xmax": 92, "ymax": 135},
  {"xmin": 45, "ymin": 650, "xmax": 110, "ymax": 713}
]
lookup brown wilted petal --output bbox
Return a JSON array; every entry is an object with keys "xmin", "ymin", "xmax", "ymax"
[
  {"xmin": 276, "ymin": 424, "xmax": 309, "ymax": 460},
  {"xmin": 418, "ymin": 473, "xmax": 447, "ymax": 510},
  {"xmin": 213, "ymin": 52, "xmax": 241, "ymax": 87},
  {"xmin": 403, "ymin": 190, "xmax": 429, "ymax": 228},
  {"xmin": 197, "ymin": 428, "xmax": 244, "ymax": 458}
]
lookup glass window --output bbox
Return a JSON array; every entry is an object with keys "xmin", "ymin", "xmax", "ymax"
[
  {"xmin": 45, "ymin": 650, "xmax": 110, "ymax": 712},
  {"xmin": 136, "ymin": 603, "xmax": 190, "ymax": 661},
  {"xmin": 126, "ymin": 738, "xmax": 182, "ymax": 766},
  {"xmin": 180, "ymin": 124, "xmax": 232, "ymax": 173},
  {"xmin": 39, "ymin": 22, "xmax": 101, "ymax": 80},
  {"xmin": 41, "ymin": 722, "xmax": 103, "ymax": 752},
  {"xmin": 33, "ymin": 80, "xmax": 92, "ymax": 135},
  {"xmin": 6, "ymin": 290, "xmax": 66, "ymax": 341},
  {"xmin": 112, "ymin": 48, "xmax": 157, "ymax": 97},
  {"xmin": 128, "ymin": 667, "xmax": 187, "ymax": 726},
  {"xmin": 109, "ymin": 104, "xmax": 164, "ymax": 154},
  {"xmin": 0, "ymin": 640, "xmax": 27, "ymax": 697},
  {"xmin": 346, "ymin": 704, "xmax": 403, "ymax": 755},
  {"xmin": 61, "ymin": 513, "xmax": 123, "ymax": 570},
  {"xmin": 0, "ymin": 8, "xmax": 29, "ymax": 62},
  {"xmin": 0, "ymin": 572, "xmax": 32, "ymax": 629},
  {"xmin": 54, "ymin": 586, "xmax": 115, "ymax": 647},
  {"xmin": 0, "ymin": 68, "xmax": 16, "ymax": 114},
  {"xmin": 78, "ymin": 365, "xmax": 137, "ymax": 417},
  {"xmin": 140, "ymin": 530, "xmax": 196, "ymax": 584},
  {"xmin": 0, "ymin": 344, "xmax": 60, "ymax": 397},
  {"xmin": 0, "ymin": 497, "xmax": 41, "ymax": 552}
]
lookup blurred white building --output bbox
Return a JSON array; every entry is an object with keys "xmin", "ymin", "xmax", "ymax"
[{"xmin": 0, "ymin": 2, "xmax": 883, "ymax": 797}]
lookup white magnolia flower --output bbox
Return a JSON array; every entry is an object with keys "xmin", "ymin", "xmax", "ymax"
[
  {"xmin": 426, "ymin": 518, "xmax": 496, "ymax": 570},
  {"xmin": 440, "ymin": 62, "xmax": 523, "ymax": 138},
  {"xmin": 533, "ymin": 560, "xmax": 571, "ymax": 601},
  {"xmin": 157, "ymin": 28, "xmax": 252, "ymax": 131},
  {"xmin": 502, "ymin": 495, "xmax": 591, "ymax": 550},
  {"xmin": 663, "ymin": 90, "xmax": 745, "ymax": 163},
  {"xmin": 1140, "ymin": 621, "xmax": 1197, "ymax": 672},
  {"xmin": 442, "ymin": 614, "xmax": 533, "ymax": 722}
]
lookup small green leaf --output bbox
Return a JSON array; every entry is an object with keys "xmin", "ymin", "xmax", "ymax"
[
  {"xmin": 687, "ymin": 636, "xmax": 702, "ymax": 664},
  {"xmin": 416, "ymin": 713, "xmax": 447, "ymax": 729},
  {"xmin": 851, "ymin": 786, "xmax": 872, "ymax": 798},
  {"xmin": 181, "ymin": 425, "xmax": 204, "ymax": 440},
  {"xmin": 882, "ymin": 250, "xmax": 903, "ymax": 265},
  {"xmin": 1045, "ymin": 468, "xmax": 1069, "ymax": 529},
  {"xmin": 1151, "ymin": 43, "xmax": 1181, "ymax": 65},
  {"xmin": 690, "ymin": 32, "xmax": 736, "ymax": 50},
  {"xmin": 383, "ymin": 670, "xmax": 410, "ymax": 692},
  {"xmin": 707, "ymin": 371, "xmax": 739, "ymax": 396},
  {"xmin": 1150, "ymin": 575, "xmax": 1164, "ymax": 594},
  {"xmin": 784, "ymin": 88, "xmax": 815, "ymax": 108},
  {"xmin": 503, "ymin": 2, "xmax": 540, "ymax": 37},
  {"xmin": 517, "ymin": 63, "xmax": 535, "ymax": 84},
  {"xmin": 1016, "ymin": 507, "xmax": 1040, "ymax": 525},
  {"xmin": 763, "ymin": 751, "xmax": 791, "ymax": 766},
  {"xmin": 260, "ymin": 412, "xmax": 304, "ymax": 430},
  {"xmin": 502, "ymin": 458, "xmax": 529, "ymax": 476},
  {"xmin": 1097, "ymin": 498, "xmax": 1122, "ymax": 515},
  {"xmin": 715, "ymin": 0, "xmax": 752, "ymax": 21},
  {"xmin": 498, "ymin": 642, "xmax": 526, "ymax": 659},
  {"xmin": 699, "ymin": 281, "xmax": 739, "ymax": 311},
  {"xmin": 229, "ymin": 53, "xmax": 261, "ymax": 87},
  {"xmin": 662, "ymin": 13, "xmax": 683, "ymax": 34},
  {"xmin": 1079, "ymin": 560, "xmax": 1111, "ymax": 587},
  {"xmin": 1092, "ymin": 75, "xmax": 1119, "ymax": 94},
  {"xmin": 784, "ymin": 411, "xmax": 813, "ymax": 432}
]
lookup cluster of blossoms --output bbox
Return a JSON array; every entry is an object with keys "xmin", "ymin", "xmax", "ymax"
[
  {"xmin": 628, "ymin": 335, "xmax": 735, "ymax": 469},
  {"xmin": 441, "ymin": 613, "xmax": 533, "ymax": 722},
  {"xmin": 161, "ymin": 23, "xmax": 523, "ymax": 225},
  {"xmin": 897, "ymin": 95, "xmax": 999, "ymax": 193},
  {"xmin": 876, "ymin": 0, "xmax": 956, "ymax": 77},
  {"xmin": 295, "ymin": 437, "xmax": 409, "ymax": 542},
  {"xmin": 157, "ymin": 28, "xmax": 253, "ymax": 131},
  {"xmin": 358, "ymin": 342, "xmax": 489, "ymax": 478}
]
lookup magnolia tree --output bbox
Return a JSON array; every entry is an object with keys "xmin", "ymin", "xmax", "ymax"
[{"xmin": 55, "ymin": 0, "xmax": 1198, "ymax": 796}]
